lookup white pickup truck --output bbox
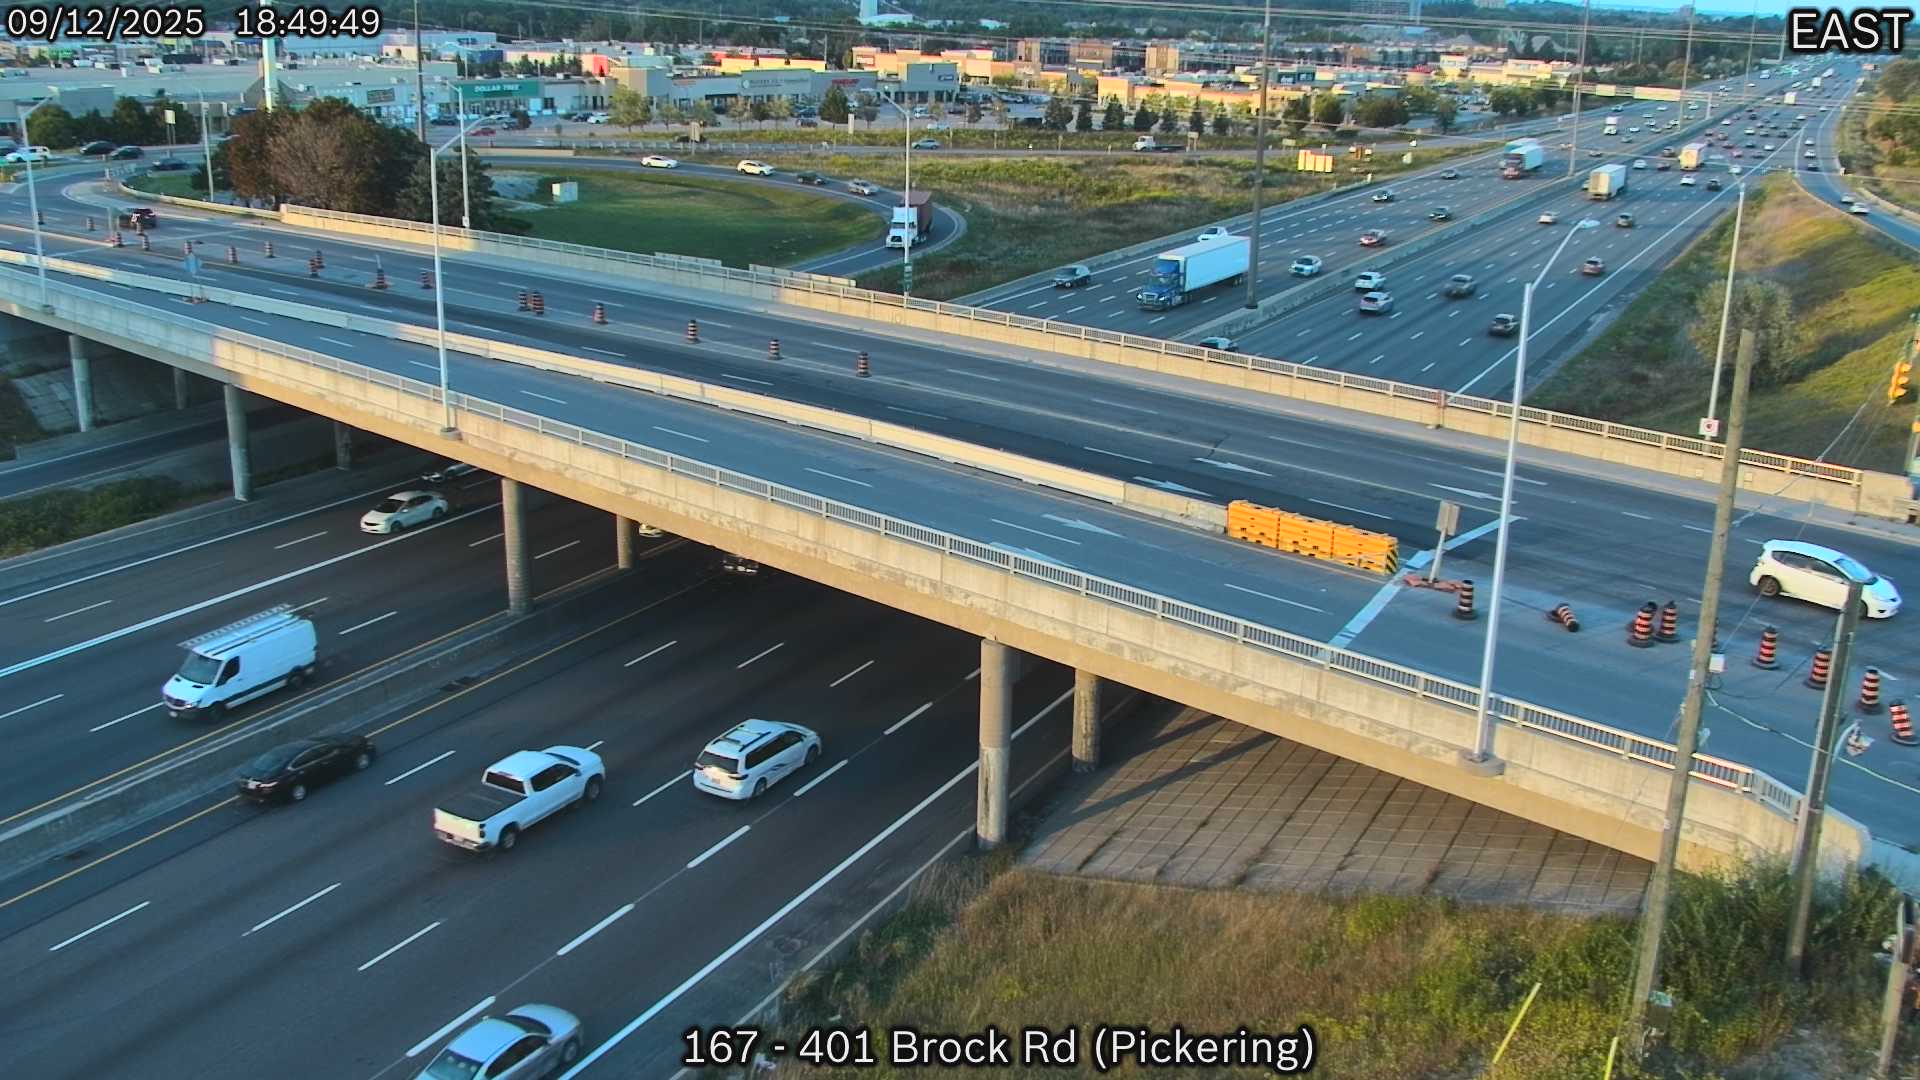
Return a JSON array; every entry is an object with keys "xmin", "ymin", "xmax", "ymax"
[{"xmin": 432, "ymin": 746, "xmax": 605, "ymax": 852}]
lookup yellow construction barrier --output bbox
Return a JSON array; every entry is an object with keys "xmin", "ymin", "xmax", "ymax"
[{"xmin": 1227, "ymin": 500, "xmax": 1400, "ymax": 576}]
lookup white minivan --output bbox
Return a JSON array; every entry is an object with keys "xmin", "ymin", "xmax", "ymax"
[{"xmin": 163, "ymin": 605, "xmax": 318, "ymax": 718}]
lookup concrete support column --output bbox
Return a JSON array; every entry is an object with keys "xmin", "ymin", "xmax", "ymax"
[
  {"xmin": 977, "ymin": 638, "xmax": 1014, "ymax": 850},
  {"xmin": 172, "ymin": 366, "xmax": 190, "ymax": 410},
  {"xmin": 332, "ymin": 421, "xmax": 353, "ymax": 470},
  {"xmin": 223, "ymin": 384, "xmax": 251, "ymax": 502},
  {"xmin": 502, "ymin": 478, "xmax": 530, "ymax": 615},
  {"xmin": 1072, "ymin": 669, "xmax": 1103, "ymax": 774},
  {"xmin": 615, "ymin": 514, "xmax": 635, "ymax": 570},
  {"xmin": 68, "ymin": 335, "xmax": 93, "ymax": 433}
]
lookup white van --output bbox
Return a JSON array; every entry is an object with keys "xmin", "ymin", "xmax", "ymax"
[{"xmin": 162, "ymin": 605, "xmax": 317, "ymax": 718}]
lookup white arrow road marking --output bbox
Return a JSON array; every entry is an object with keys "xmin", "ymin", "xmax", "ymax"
[
  {"xmin": 1041, "ymin": 514, "xmax": 1121, "ymax": 538},
  {"xmin": 1193, "ymin": 458, "xmax": 1272, "ymax": 477},
  {"xmin": 1132, "ymin": 477, "xmax": 1214, "ymax": 497}
]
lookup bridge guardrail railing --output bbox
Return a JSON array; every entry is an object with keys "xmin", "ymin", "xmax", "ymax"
[
  {"xmin": 274, "ymin": 203, "xmax": 1874, "ymax": 506},
  {"xmin": 0, "ymin": 265, "xmax": 1808, "ymax": 829}
]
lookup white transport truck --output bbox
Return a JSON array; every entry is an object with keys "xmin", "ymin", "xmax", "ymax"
[
  {"xmin": 1134, "ymin": 235, "xmax": 1250, "ymax": 310},
  {"xmin": 1588, "ymin": 163, "xmax": 1629, "ymax": 200},
  {"xmin": 432, "ymin": 746, "xmax": 607, "ymax": 852},
  {"xmin": 162, "ymin": 605, "xmax": 317, "ymax": 718}
]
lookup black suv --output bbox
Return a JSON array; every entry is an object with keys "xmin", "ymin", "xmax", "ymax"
[{"xmin": 793, "ymin": 172, "xmax": 826, "ymax": 185}]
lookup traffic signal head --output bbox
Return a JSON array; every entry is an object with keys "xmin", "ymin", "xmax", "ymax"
[{"xmin": 1891, "ymin": 360, "xmax": 1914, "ymax": 405}]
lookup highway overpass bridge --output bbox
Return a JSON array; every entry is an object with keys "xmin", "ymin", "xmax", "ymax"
[{"xmin": 0, "ymin": 209, "xmax": 1881, "ymax": 883}]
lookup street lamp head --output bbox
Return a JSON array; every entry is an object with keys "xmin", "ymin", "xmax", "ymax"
[{"xmin": 1575, "ymin": 218, "xmax": 1601, "ymax": 230}]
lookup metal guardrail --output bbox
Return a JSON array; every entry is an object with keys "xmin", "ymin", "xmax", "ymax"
[
  {"xmin": 280, "ymin": 203, "xmax": 1866, "ymax": 494},
  {"xmin": 0, "ymin": 265, "xmax": 1806, "ymax": 826}
]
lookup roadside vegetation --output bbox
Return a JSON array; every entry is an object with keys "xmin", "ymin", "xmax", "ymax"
[
  {"xmin": 123, "ymin": 171, "xmax": 201, "ymax": 198},
  {"xmin": 751, "ymin": 855, "xmax": 1900, "ymax": 1080},
  {"xmin": 1834, "ymin": 58, "xmax": 1920, "ymax": 215},
  {"xmin": 0, "ymin": 476, "xmax": 218, "ymax": 556},
  {"xmin": 516, "ymin": 169, "xmax": 879, "ymax": 267},
  {"xmin": 1531, "ymin": 174, "xmax": 1920, "ymax": 472},
  {"xmin": 643, "ymin": 146, "xmax": 1466, "ymax": 301}
]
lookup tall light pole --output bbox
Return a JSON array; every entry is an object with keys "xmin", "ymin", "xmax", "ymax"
[
  {"xmin": 19, "ymin": 97, "xmax": 51, "ymax": 309},
  {"xmin": 193, "ymin": 88, "xmax": 215, "ymax": 203},
  {"xmin": 879, "ymin": 90, "xmax": 913, "ymax": 295},
  {"xmin": 430, "ymin": 115, "xmax": 486, "ymax": 432},
  {"xmin": 1566, "ymin": 0, "xmax": 1592, "ymax": 178},
  {"xmin": 1744, "ymin": 0, "xmax": 1760, "ymax": 78},
  {"xmin": 1244, "ymin": 0, "xmax": 1272, "ymax": 309},
  {"xmin": 1462, "ymin": 217, "xmax": 1600, "ymax": 774},
  {"xmin": 1704, "ymin": 183, "xmax": 1746, "ymax": 434},
  {"xmin": 1679, "ymin": 6, "xmax": 1697, "ymax": 104},
  {"xmin": 455, "ymin": 83, "xmax": 471, "ymax": 228},
  {"xmin": 260, "ymin": 0, "xmax": 278, "ymax": 112}
]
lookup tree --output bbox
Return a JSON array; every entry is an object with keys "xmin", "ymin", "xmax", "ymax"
[
  {"xmin": 1310, "ymin": 92, "xmax": 1345, "ymax": 126},
  {"xmin": 1211, "ymin": 107, "xmax": 1231, "ymax": 137},
  {"xmin": 507, "ymin": 108, "xmax": 530, "ymax": 130},
  {"xmin": 25, "ymin": 105, "xmax": 78, "ymax": 149},
  {"xmin": 1402, "ymin": 85, "xmax": 1441, "ymax": 115},
  {"xmin": 396, "ymin": 149, "xmax": 502, "ymax": 230},
  {"xmin": 109, "ymin": 97, "xmax": 161, "ymax": 146},
  {"xmin": 1282, "ymin": 95, "xmax": 1311, "ymax": 128},
  {"xmin": 608, "ymin": 85, "xmax": 649, "ymax": 131},
  {"xmin": 1043, "ymin": 95, "xmax": 1071, "ymax": 131},
  {"xmin": 1157, "ymin": 107, "xmax": 1177, "ymax": 134},
  {"xmin": 748, "ymin": 99, "xmax": 771, "ymax": 126},
  {"xmin": 1434, "ymin": 96, "xmax": 1458, "ymax": 134},
  {"xmin": 766, "ymin": 98, "xmax": 792, "ymax": 126},
  {"xmin": 1689, "ymin": 281, "xmax": 1800, "ymax": 388},
  {"xmin": 1350, "ymin": 94, "xmax": 1409, "ymax": 130},
  {"xmin": 226, "ymin": 97, "xmax": 420, "ymax": 215},
  {"xmin": 150, "ymin": 97, "xmax": 200, "ymax": 143},
  {"xmin": 966, "ymin": 99, "xmax": 983, "ymax": 125},
  {"xmin": 820, "ymin": 85, "xmax": 850, "ymax": 125},
  {"xmin": 1189, "ymin": 105, "xmax": 1204, "ymax": 134},
  {"xmin": 1103, "ymin": 96, "xmax": 1125, "ymax": 130},
  {"xmin": 653, "ymin": 99, "xmax": 682, "ymax": 129},
  {"xmin": 690, "ymin": 100, "xmax": 717, "ymax": 127},
  {"xmin": 1074, "ymin": 100, "xmax": 1092, "ymax": 132},
  {"xmin": 1131, "ymin": 104, "xmax": 1156, "ymax": 131}
]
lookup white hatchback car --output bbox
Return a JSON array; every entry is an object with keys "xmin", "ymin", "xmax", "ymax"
[
  {"xmin": 641, "ymin": 155, "xmax": 679, "ymax": 169},
  {"xmin": 1289, "ymin": 255, "xmax": 1322, "ymax": 277},
  {"xmin": 1352, "ymin": 271, "xmax": 1385, "ymax": 291},
  {"xmin": 359, "ymin": 490, "xmax": 448, "ymax": 534},
  {"xmin": 693, "ymin": 719, "xmax": 821, "ymax": 800},
  {"xmin": 1750, "ymin": 540, "xmax": 1901, "ymax": 619},
  {"xmin": 736, "ymin": 159, "xmax": 774, "ymax": 176}
]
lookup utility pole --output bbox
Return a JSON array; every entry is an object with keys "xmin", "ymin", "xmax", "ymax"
[
  {"xmin": 1567, "ymin": 0, "xmax": 1591, "ymax": 178},
  {"xmin": 1244, "ymin": 0, "xmax": 1272, "ymax": 310},
  {"xmin": 414, "ymin": 0, "xmax": 428, "ymax": 145},
  {"xmin": 1787, "ymin": 577, "xmax": 1864, "ymax": 974},
  {"xmin": 1627, "ymin": 328, "xmax": 1758, "ymax": 1059}
]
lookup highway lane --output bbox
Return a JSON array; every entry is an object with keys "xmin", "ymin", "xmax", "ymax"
[
  {"xmin": 0, "ymin": 478, "xmax": 622, "ymax": 818},
  {"xmin": 965, "ymin": 75, "xmax": 1760, "ymax": 340},
  {"xmin": 0, "ymin": 568, "xmax": 1073, "ymax": 1079},
  {"xmin": 0, "ymin": 402, "xmax": 307, "ymax": 500},
  {"xmin": 5, "ymin": 262, "xmax": 1917, "ymax": 844},
  {"xmin": 1800, "ymin": 71, "xmax": 1920, "ymax": 252}
]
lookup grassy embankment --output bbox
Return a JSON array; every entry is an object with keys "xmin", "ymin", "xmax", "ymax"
[
  {"xmin": 1531, "ymin": 175, "xmax": 1920, "ymax": 472},
  {"xmin": 122, "ymin": 171, "xmax": 201, "ymax": 198},
  {"xmin": 745, "ymin": 854, "xmax": 1901, "ymax": 1079},
  {"xmin": 0, "ymin": 477, "xmax": 221, "ymax": 556},
  {"xmin": 1833, "ymin": 73, "xmax": 1919, "ymax": 216},
  {"xmin": 512, "ymin": 169, "xmax": 879, "ymax": 268}
]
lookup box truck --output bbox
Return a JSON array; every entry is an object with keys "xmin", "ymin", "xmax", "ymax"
[
  {"xmin": 1678, "ymin": 142, "xmax": 1709, "ymax": 170},
  {"xmin": 1588, "ymin": 163, "xmax": 1629, "ymax": 200},
  {"xmin": 1135, "ymin": 235, "xmax": 1250, "ymax": 310},
  {"xmin": 1501, "ymin": 138, "xmax": 1545, "ymax": 178},
  {"xmin": 885, "ymin": 192, "xmax": 933, "ymax": 248},
  {"xmin": 1604, "ymin": 118, "xmax": 1619, "ymax": 136}
]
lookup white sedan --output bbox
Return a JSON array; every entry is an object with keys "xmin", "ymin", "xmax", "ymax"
[
  {"xmin": 736, "ymin": 159, "xmax": 775, "ymax": 176},
  {"xmin": 640, "ymin": 155, "xmax": 679, "ymax": 169},
  {"xmin": 360, "ymin": 490, "xmax": 449, "ymax": 534}
]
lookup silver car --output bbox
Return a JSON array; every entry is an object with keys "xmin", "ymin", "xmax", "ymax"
[{"xmin": 417, "ymin": 1003, "xmax": 582, "ymax": 1080}]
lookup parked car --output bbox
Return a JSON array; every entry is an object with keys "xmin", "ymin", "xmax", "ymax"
[
  {"xmin": 421, "ymin": 461, "xmax": 479, "ymax": 485},
  {"xmin": 736, "ymin": 159, "xmax": 774, "ymax": 175},
  {"xmin": 793, "ymin": 171, "xmax": 826, "ymax": 185},
  {"xmin": 1289, "ymin": 255, "xmax": 1322, "ymax": 277},
  {"xmin": 1358, "ymin": 290, "xmax": 1393, "ymax": 314},
  {"xmin": 587, "ymin": 112, "xmax": 611, "ymax": 124},
  {"xmin": 565, "ymin": 111, "xmax": 591, "ymax": 122},
  {"xmin": 413, "ymin": 1004, "xmax": 584, "ymax": 1080},
  {"xmin": 1443, "ymin": 273, "xmax": 1476, "ymax": 298},
  {"xmin": 1196, "ymin": 336, "xmax": 1238, "ymax": 352},
  {"xmin": 1052, "ymin": 264, "xmax": 1092, "ymax": 288},
  {"xmin": 910, "ymin": 138, "xmax": 941, "ymax": 150},
  {"xmin": 163, "ymin": 606, "xmax": 317, "ymax": 720},
  {"xmin": 1488, "ymin": 313, "xmax": 1519, "ymax": 337},
  {"xmin": 430, "ymin": 115, "xmax": 459, "ymax": 126},
  {"xmin": 150, "ymin": 160, "xmax": 187, "ymax": 171},
  {"xmin": 117, "ymin": 207, "xmax": 158, "ymax": 229},
  {"xmin": 846, "ymin": 179, "xmax": 878, "ymax": 195},
  {"xmin": 471, "ymin": 127, "xmax": 496, "ymax": 137},
  {"xmin": 432, "ymin": 747, "xmax": 606, "ymax": 852},
  {"xmin": 359, "ymin": 490, "xmax": 449, "ymax": 534},
  {"xmin": 640, "ymin": 154, "xmax": 679, "ymax": 169},
  {"xmin": 1581, "ymin": 257, "xmax": 1605, "ymax": 275},
  {"xmin": 692, "ymin": 719, "xmax": 822, "ymax": 800},
  {"xmin": 79, "ymin": 140, "xmax": 115, "ymax": 156},
  {"xmin": 1358, "ymin": 229, "xmax": 1387, "ymax": 247},
  {"xmin": 1750, "ymin": 540, "xmax": 1900, "ymax": 618},
  {"xmin": 108, "ymin": 144, "xmax": 144, "ymax": 159},
  {"xmin": 1352, "ymin": 271, "xmax": 1385, "ymax": 291},
  {"xmin": 3, "ymin": 145, "xmax": 49, "ymax": 163},
  {"xmin": 236, "ymin": 734, "xmax": 375, "ymax": 804}
]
